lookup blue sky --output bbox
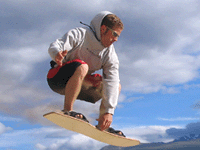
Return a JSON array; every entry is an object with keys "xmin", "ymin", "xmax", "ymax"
[{"xmin": 1, "ymin": 0, "xmax": 200, "ymax": 149}]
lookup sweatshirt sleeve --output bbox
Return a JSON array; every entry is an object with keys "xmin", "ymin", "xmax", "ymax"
[
  {"xmin": 48, "ymin": 28, "xmax": 83, "ymax": 61},
  {"xmin": 101, "ymin": 46, "xmax": 120, "ymax": 115}
]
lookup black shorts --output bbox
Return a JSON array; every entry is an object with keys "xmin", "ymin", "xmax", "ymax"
[
  {"xmin": 47, "ymin": 59, "xmax": 86, "ymax": 94},
  {"xmin": 47, "ymin": 59, "xmax": 103, "ymax": 103}
]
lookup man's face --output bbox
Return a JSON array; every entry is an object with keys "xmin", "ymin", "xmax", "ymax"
[{"xmin": 100, "ymin": 25, "xmax": 123, "ymax": 47}]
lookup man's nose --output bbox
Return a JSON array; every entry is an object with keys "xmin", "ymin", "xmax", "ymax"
[{"xmin": 113, "ymin": 36, "xmax": 118, "ymax": 42}]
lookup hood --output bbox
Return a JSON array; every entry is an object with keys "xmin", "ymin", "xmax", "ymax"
[{"xmin": 90, "ymin": 11, "xmax": 113, "ymax": 41}]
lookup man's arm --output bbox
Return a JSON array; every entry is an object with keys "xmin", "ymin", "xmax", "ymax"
[
  {"xmin": 48, "ymin": 28, "xmax": 83, "ymax": 63},
  {"xmin": 98, "ymin": 46, "xmax": 120, "ymax": 130}
]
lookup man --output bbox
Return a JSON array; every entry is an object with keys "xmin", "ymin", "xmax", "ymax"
[{"xmin": 47, "ymin": 11, "xmax": 124, "ymax": 135}]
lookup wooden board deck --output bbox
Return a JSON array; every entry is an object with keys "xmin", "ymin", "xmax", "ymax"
[{"xmin": 43, "ymin": 111, "xmax": 140, "ymax": 147}]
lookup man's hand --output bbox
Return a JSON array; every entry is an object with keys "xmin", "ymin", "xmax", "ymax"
[
  {"xmin": 96, "ymin": 113, "xmax": 113, "ymax": 131},
  {"xmin": 55, "ymin": 50, "xmax": 68, "ymax": 66}
]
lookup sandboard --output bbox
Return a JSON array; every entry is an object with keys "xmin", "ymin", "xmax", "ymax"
[{"xmin": 43, "ymin": 111, "xmax": 140, "ymax": 147}]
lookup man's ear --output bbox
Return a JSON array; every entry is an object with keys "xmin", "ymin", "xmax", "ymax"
[{"xmin": 100, "ymin": 25, "xmax": 107, "ymax": 33}]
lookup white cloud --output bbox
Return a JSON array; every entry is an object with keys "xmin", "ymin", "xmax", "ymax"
[
  {"xmin": 118, "ymin": 41, "xmax": 200, "ymax": 93},
  {"xmin": 0, "ymin": 123, "xmax": 186, "ymax": 150},
  {"xmin": 166, "ymin": 122, "xmax": 200, "ymax": 138},
  {"xmin": 60, "ymin": 134, "xmax": 106, "ymax": 150},
  {"xmin": 35, "ymin": 143, "xmax": 46, "ymax": 150},
  {"xmin": 0, "ymin": 45, "xmax": 49, "ymax": 80},
  {"xmin": 0, "ymin": 127, "xmax": 67, "ymax": 148},
  {"xmin": 113, "ymin": 0, "xmax": 200, "ymax": 94},
  {"xmin": 0, "ymin": 116, "xmax": 22, "ymax": 122},
  {"xmin": 0, "ymin": 122, "xmax": 12, "ymax": 135},
  {"xmin": 121, "ymin": 125, "xmax": 182, "ymax": 143},
  {"xmin": 0, "ymin": 126, "xmax": 106, "ymax": 150},
  {"xmin": 158, "ymin": 117, "xmax": 200, "ymax": 122}
]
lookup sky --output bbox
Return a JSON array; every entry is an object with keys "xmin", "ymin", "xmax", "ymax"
[{"xmin": 1, "ymin": 0, "xmax": 200, "ymax": 149}]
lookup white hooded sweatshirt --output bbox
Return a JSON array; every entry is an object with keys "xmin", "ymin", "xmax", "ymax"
[{"xmin": 48, "ymin": 11, "xmax": 120, "ymax": 115}]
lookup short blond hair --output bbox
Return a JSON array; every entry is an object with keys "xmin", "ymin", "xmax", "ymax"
[{"xmin": 101, "ymin": 14, "xmax": 124, "ymax": 30}]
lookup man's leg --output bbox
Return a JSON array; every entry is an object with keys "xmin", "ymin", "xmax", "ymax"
[
  {"xmin": 77, "ymin": 74, "xmax": 103, "ymax": 103},
  {"xmin": 63, "ymin": 63, "xmax": 89, "ymax": 112}
]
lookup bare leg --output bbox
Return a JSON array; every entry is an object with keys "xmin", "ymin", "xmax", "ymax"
[{"xmin": 63, "ymin": 64, "xmax": 88, "ymax": 112}]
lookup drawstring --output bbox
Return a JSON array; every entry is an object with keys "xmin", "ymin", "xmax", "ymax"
[
  {"xmin": 80, "ymin": 21, "xmax": 99, "ymax": 41},
  {"xmin": 80, "ymin": 21, "xmax": 94, "ymax": 32}
]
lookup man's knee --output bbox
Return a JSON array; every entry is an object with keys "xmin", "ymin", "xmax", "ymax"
[{"xmin": 75, "ymin": 63, "xmax": 89, "ymax": 79}]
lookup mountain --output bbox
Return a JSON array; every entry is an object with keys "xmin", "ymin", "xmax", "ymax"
[
  {"xmin": 100, "ymin": 134, "xmax": 200, "ymax": 150},
  {"xmin": 173, "ymin": 134, "xmax": 200, "ymax": 142}
]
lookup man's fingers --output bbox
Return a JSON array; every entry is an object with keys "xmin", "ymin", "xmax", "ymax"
[
  {"xmin": 97, "ymin": 119, "xmax": 111, "ymax": 131},
  {"xmin": 55, "ymin": 60, "xmax": 62, "ymax": 66},
  {"xmin": 97, "ymin": 113, "xmax": 112, "ymax": 131},
  {"xmin": 55, "ymin": 51, "xmax": 67, "ymax": 66},
  {"xmin": 104, "ymin": 120, "xmax": 111, "ymax": 130},
  {"xmin": 55, "ymin": 56, "xmax": 62, "ymax": 66},
  {"xmin": 62, "ymin": 50, "xmax": 68, "ymax": 57}
]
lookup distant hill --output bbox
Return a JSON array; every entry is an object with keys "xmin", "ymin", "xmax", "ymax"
[
  {"xmin": 173, "ymin": 134, "xmax": 200, "ymax": 142},
  {"xmin": 100, "ymin": 134, "xmax": 200, "ymax": 150}
]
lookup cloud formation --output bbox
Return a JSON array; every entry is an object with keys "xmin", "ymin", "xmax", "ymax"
[
  {"xmin": 0, "ymin": 122, "xmax": 12, "ymax": 135},
  {"xmin": 0, "ymin": 122, "xmax": 106, "ymax": 150},
  {"xmin": 166, "ymin": 122, "xmax": 200, "ymax": 138},
  {"xmin": 116, "ymin": 0, "xmax": 200, "ymax": 92},
  {"xmin": 0, "ymin": 120, "xmax": 182, "ymax": 150},
  {"xmin": 0, "ymin": 117, "xmax": 199, "ymax": 150},
  {"xmin": 121, "ymin": 125, "xmax": 181, "ymax": 143},
  {"xmin": 158, "ymin": 117, "xmax": 200, "ymax": 122}
]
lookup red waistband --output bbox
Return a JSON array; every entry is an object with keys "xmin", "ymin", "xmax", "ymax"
[{"xmin": 47, "ymin": 59, "xmax": 86, "ymax": 79}]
